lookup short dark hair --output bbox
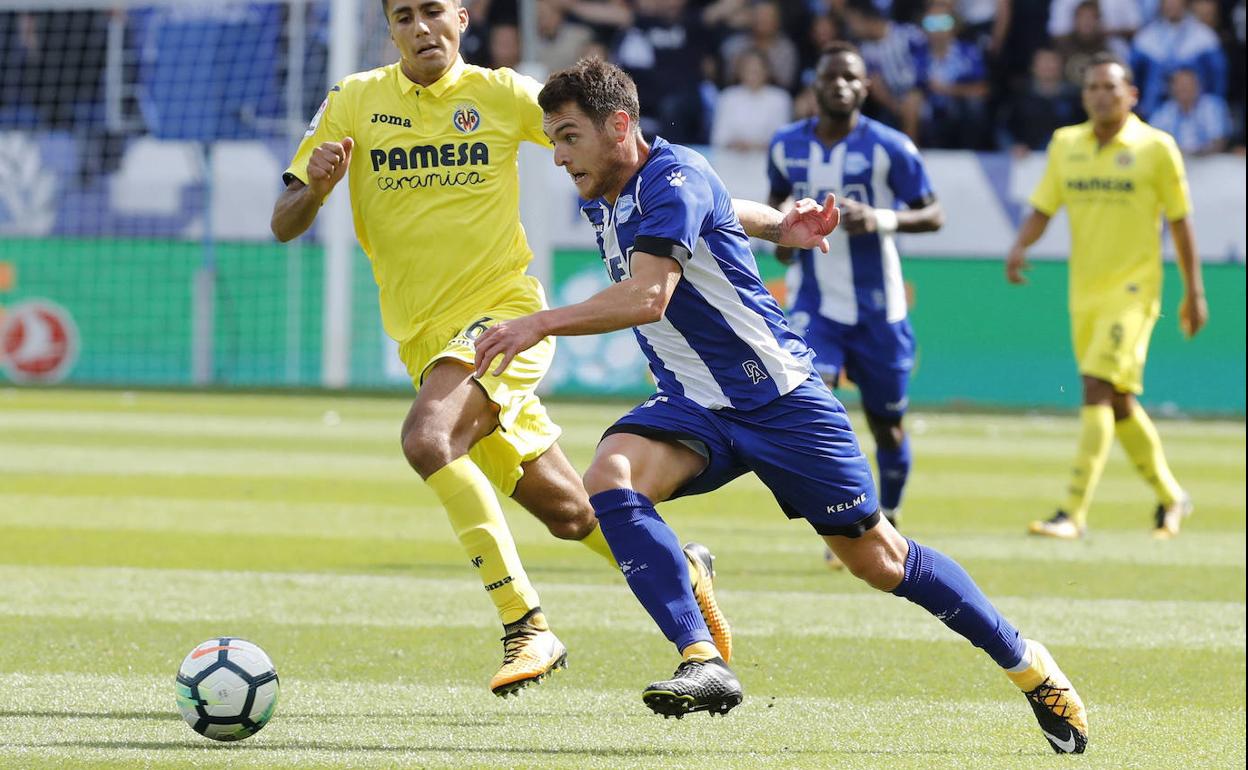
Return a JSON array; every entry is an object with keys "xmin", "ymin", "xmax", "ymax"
[
  {"xmin": 1085, "ymin": 51, "xmax": 1134, "ymax": 84},
  {"xmin": 538, "ymin": 57, "xmax": 640, "ymax": 127},
  {"xmin": 819, "ymin": 41, "xmax": 864, "ymax": 62}
]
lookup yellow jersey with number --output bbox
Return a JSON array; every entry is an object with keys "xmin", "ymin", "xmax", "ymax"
[
  {"xmin": 1029, "ymin": 114, "xmax": 1190, "ymax": 314},
  {"xmin": 284, "ymin": 57, "xmax": 550, "ymax": 343}
]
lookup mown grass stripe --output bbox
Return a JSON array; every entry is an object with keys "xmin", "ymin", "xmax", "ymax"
[{"xmin": 0, "ymin": 565, "xmax": 1239, "ymax": 651}]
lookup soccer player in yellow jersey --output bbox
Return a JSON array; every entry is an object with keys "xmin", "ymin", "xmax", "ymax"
[
  {"xmin": 271, "ymin": 0, "xmax": 837, "ymax": 696},
  {"xmin": 1006, "ymin": 53, "xmax": 1209, "ymax": 540}
]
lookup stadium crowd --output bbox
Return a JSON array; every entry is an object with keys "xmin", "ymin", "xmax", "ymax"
[
  {"xmin": 459, "ymin": 0, "xmax": 1245, "ymax": 154},
  {"xmin": 0, "ymin": 0, "xmax": 1243, "ymax": 158}
]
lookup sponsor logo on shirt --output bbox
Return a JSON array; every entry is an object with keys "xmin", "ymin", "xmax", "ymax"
[
  {"xmin": 370, "ymin": 142, "xmax": 490, "ymax": 190},
  {"xmin": 843, "ymin": 152, "xmax": 870, "ymax": 176},
  {"xmin": 743, "ymin": 360, "xmax": 769, "ymax": 384},
  {"xmin": 616, "ymin": 194, "xmax": 635, "ymax": 224},
  {"xmin": 371, "ymin": 112, "xmax": 412, "ymax": 127},
  {"xmin": 1066, "ymin": 177, "xmax": 1135, "ymax": 193},
  {"xmin": 452, "ymin": 104, "xmax": 482, "ymax": 134}
]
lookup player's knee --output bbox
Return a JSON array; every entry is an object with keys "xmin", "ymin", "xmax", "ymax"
[
  {"xmin": 399, "ymin": 426, "xmax": 454, "ymax": 477},
  {"xmin": 867, "ymin": 414, "xmax": 904, "ymax": 452},
  {"xmin": 582, "ymin": 457, "xmax": 629, "ymax": 499},
  {"xmin": 538, "ymin": 500, "xmax": 597, "ymax": 540},
  {"xmin": 852, "ymin": 557, "xmax": 906, "ymax": 592}
]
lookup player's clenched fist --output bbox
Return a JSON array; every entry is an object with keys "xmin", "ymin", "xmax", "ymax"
[{"xmin": 307, "ymin": 137, "xmax": 354, "ymax": 197}]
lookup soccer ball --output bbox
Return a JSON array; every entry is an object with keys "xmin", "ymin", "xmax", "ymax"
[{"xmin": 175, "ymin": 637, "xmax": 280, "ymax": 741}]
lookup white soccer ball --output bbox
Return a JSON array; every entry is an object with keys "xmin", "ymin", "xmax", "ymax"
[{"xmin": 175, "ymin": 637, "xmax": 280, "ymax": 741}]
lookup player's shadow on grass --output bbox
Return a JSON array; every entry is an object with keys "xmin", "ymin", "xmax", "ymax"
[{"xmin": 0, "ymin": 710, "xmax": 177, "ymax": 720}]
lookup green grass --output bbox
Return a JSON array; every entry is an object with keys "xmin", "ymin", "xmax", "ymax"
[{"xmin": 0, "ymin": 388, "xmax": 1243, "ymax": 769}]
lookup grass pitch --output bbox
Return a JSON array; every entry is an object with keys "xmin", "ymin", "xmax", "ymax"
[{"xmin": 0, "ymin": 388, "xmax": 1243, "ymax": 769}]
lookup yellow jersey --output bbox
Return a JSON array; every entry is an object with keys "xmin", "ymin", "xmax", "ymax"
[
  {"xmin": 284, "ymin": 57, "xmax": 550, "ymax": 343},
  {"xmin": 1030, "ymin": 114, "xmax": 1191, "ymax": 313}
]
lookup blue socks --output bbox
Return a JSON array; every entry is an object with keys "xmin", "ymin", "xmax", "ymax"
[
  {"xmin": 892, "ymin": 539, "xmax": 1027, "ymax": 669},
  {"xmin": 877, "ymin": 436, "xmax": 911, "ymax": 511},
  {"xmin": 589, "ymin": 488, "xmax": 711, "ymax": 652}
]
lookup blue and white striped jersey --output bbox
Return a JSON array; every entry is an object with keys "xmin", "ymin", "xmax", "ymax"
[
  {"xmin": 581, "ymin": 138, "xmax": 813, "ymax": 411},
  {"xmin": 768, "ymin": 116, "xmax": 933, "ymax": 325}
]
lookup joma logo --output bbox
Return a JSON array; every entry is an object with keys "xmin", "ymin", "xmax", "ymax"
[{"xmin": 371, "ymin": 113, "xmax": 412, "ymax": 127}]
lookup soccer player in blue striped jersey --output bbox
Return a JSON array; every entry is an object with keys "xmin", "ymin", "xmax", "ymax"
[
  {"xmin": 768, "ymin": 42, "xmax": 944, "ymax": 564},
  {"xmin": 473, "ymin": 57, "xmax": 1088, "ymax": 754}
]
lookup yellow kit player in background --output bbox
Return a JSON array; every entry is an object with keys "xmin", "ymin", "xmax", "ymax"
[
  {"xmin": 1006, "ymin": 53, "xmax": 1208, "ymax": 541},
  {"xmin": 271, "ymin": 0, "xmax": 836, "ymax": 695}
]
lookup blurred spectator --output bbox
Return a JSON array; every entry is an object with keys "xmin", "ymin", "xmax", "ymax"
[
  {"xmin": 1, "ymin": 10, "xmax": 122, "ymax": 182},
  {"xmin": 1233, "ymin": 0, "xmax": 1246, "ymax": 150},
  {"xmin": 721, "ymin": 1, "xmax": 801, "ymax": 91},
  {"xmin": 955, "ymin": 0, "xmax": 1011, "ymax": 56},
  {"xmin": 799, "ymin": 13, "xmax": 845, "ymax": 85},
  {"xmin": 1055, "ymin": 0, "xmax": 1132, "ymax": 89},
  {"xmin": 1149, "ymin": 67, "xmax": 1232, "ymax": 152},
  {"xmin": 7, "ymin": 11, "xmax": 109, "ymax": 129},
  {"xmin": 1049, "ymin": 0, "xmax": 1141, "ymax": 40},
  {"xmin": 1004, "ymin": 47, "xmax": 1084, "ymax": 152},
  {"xmin": 535, "ymin": 0, "xmax": 595, "ymax": 74},
  {"xmin": 997, "ymin": 0, "xmax": 1051, "ymax": 88},
  {"xmin": 845, "ymin": 0, "xmax": 927, "ymax": 140},
  {"xmin": 568, "ymin": 0, "xmax": 711, "ymax": 142},
  {"xmin": 459, "ymin": 0, "xmax": 497, "ymax": 65},
  {"xmin": 793, "ymin": 83, "xmax": 820, "ymax": 118},
  {"xmin": 920, "ymin": 0, "xmax": 990, "ymax": 148},
  {"xmin": 488, "ymin": 23, "xmax": 523, "ymax": 69},
  {"xmin": 711, "ymin": 48, "xmax": 793, "ymax": 151},
  {"xmin": 1132, "ymin": 0, "xmax": 1228, "ymax": 115}
]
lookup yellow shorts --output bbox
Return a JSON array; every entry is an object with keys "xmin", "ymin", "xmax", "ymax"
[
  {"xmin": 398, "ymin": 276, "xmax": 561, "ymax": 496},
  {"xmin": 1071, "ymin": 300, "xmax": 1159, "ymax": 395}
]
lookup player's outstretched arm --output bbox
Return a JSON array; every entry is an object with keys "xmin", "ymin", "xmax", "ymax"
[
  {"xmin": 1006, "ymin": 209, "xmax": 1052, "ymax": 285},
  {"xmin": 474, "ymin": 252, "xmax": 682, "ymax": 377},
  {"xmin": 271, "ymin": 138, "xmax": 354, "ymax": 242},
  {"xmin": 1170, "ymin": 217, "xmax": 1208, "ymax": 337},
  {"xmin": 733, "ymin": 193, "xmax": 839, "ymax": 253}
]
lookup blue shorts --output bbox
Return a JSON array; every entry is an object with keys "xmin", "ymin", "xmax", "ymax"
[
  {"xmin": 789, "ymin": 311, "xmax": 914, "ymax": 418},
  {"xmin": 604, "ymin": 377, "xmax": 880, "ymax": 537}
]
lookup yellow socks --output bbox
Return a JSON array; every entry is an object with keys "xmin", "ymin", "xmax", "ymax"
[
  {"xmin": 680, "ymin": 641, "xmax": 720, "ymax": 663},
  {"xmin": 578, "ymin": 523, "xmax": 618, "ymax": 566},
  {"xmin": 1115, "ymin": 407, "xmax": 1183, "ymax": 506},
  {"xmin": 426, "ymin": 456, "xmax": 540, "ymax": 625},
  {"xmin": 1062, "ymin": 405, "xmax": 1115, "ymax": 530}
]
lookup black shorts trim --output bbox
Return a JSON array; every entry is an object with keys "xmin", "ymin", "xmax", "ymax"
[
  {"xmin": 601, "ymin": 423, "xmax": 709, "ymax": 459},
  {"xmin": 811, "ymin": 509, "xmax": 881, "ymax": 538},
  {"xmin": 633, "ymin": 236, "xmax": 691, "ymax": 263}
]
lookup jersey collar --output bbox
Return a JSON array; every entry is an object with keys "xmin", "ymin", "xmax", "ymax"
[
  {"xmin": 1082, "ymin": 113, "xmax": 1145, "ymax": 147},
  {"xmin": 397, "ymin": 55, "xmax": 468, "ymax": 97}
]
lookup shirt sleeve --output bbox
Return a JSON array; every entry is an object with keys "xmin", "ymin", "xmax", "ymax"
[
  {"xmin": 1029, "ymin": 137, "xmax": 1064, "ymax": 216},
  {"xmin": 511, "ymin": 70, "xmax": 553, "ymax": 148},
  {"xmin": 766, "ymin": 138, "xmax": 793, "ymax": 199},
  {"xmin": 1156, "ymin": 133, "xmax": 1192, "ymax": 221},
  {"xmin": 887, "ymin": 136, "xmax": 935, "ymax": 207},
  {"xmin": 634, "ymin": 161, "xmax": 715, "ymax": 268},
  {"xmin": 283, "ymin": 81, "xmax": 351, "ymax": 189}
]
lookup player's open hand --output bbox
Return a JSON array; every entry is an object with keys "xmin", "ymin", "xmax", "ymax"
[
  {"xmin": 307, "ymin": 137, "xmax": 354, "ymax": 197},
  {"xmin": 779, "ymin": 193, "xmax": 839, "ymax": 253},
  {"xmin": 473, "ymin": 316, "xmax": 546, "ymax": 377},
  {"xmin": 1179, "ymin": 291, "xmax": 1208, "ymax": 337},
  {"xmin": 1005, "ymin": 246, "xmax": 1030, "ymax": 285}
]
